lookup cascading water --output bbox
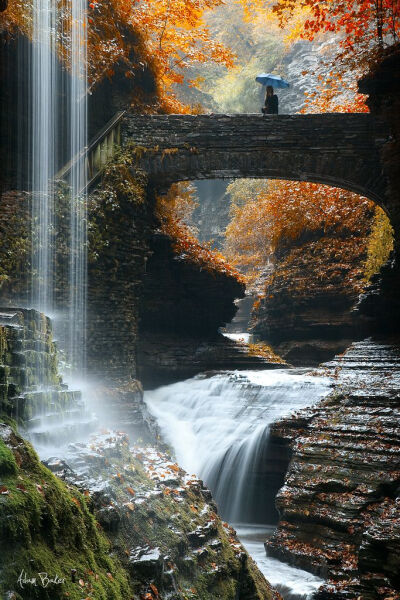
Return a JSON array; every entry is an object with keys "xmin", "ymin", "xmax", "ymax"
[
  {"xmin": 145, "ymin": 369, "xmax": 331, "ymax": 522},
  {"xmin": 145, "ymin": 368, "xmax": 331, "ymax": 599},
  {"xmin": 68, "ymin": 0, "xmax": 88, "ymax": 376},
  {"xmin": 31, "ymin": 0, "xmax": 58, "ymax": 315},
  {"xmin": 30, "ymin": 0, "xmax": 88, "ymax": 376}
]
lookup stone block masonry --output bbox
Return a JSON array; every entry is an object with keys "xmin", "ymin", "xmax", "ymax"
[{"xmin": 123, "ymin": 113, "xmax": 391, "ymax": 218}]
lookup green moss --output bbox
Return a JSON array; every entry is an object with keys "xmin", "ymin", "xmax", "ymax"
[
  {"xmin": 364, "ymin": 206, "xmax": 394, "ymax": 281},
  {"xmin": 87, "ymin": 146, "xmax": 149, "ymax": 268},
  {"xmin": 0, "ymin": 438, "xmax": 17, "ymax": 475},
  {"xmin": 0, "ymin": 425, "xmax": 132, "ymax": 600}
]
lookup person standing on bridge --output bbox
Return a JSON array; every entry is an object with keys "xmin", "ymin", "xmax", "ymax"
[{"xmin": 262, "ymin": 86, "xmax": 279, "ymax": 115}]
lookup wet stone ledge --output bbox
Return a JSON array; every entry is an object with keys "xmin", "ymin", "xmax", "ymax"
[{"xmin": 267, "ymin": 339, "xmax": 400, "ymax": 599}]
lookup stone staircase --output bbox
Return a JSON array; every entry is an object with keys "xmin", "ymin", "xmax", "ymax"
[{"xmin": 0, "ymin": 308, "xmax": 97, "ymax": 456}]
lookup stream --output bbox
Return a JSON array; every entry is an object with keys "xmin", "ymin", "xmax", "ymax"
[{"xmin": 144, "ymin": 368, "xmax": 332, "ymax": 599}]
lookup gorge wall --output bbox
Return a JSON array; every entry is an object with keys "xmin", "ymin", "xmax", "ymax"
[
  {"xmin": 267, "ymin": 340, "xmax": 400, "ymax": 599},
  {"xmin": 357, "ymin": 44, "xmax": 400, "ymax": 334},
  {"xmin": 136, "ymin": 225, "xmax": 275, "ymax": 388}
]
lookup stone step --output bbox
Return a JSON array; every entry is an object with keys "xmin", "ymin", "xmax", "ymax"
[
  {"xmin": 26, "ymin": 407, "xmax": 87, "ymax": 428},
  {"xmin": 25, "ymin": 416, "xmax": 99, "ymax": 448}
]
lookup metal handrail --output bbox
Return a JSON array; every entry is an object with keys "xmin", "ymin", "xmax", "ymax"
[{"xmin": 56, "ymin": 110, "xmax": 126, "ymax": 191}]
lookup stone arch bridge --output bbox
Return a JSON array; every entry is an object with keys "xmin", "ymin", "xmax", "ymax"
[{"xmin": 122, "ymin": 113, "xmax": 394, "ymax": 226}]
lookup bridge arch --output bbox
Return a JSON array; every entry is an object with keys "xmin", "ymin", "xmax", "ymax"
[{"xmin": 123, "ymin": 113, "xmax": 391, "ymax": 216}]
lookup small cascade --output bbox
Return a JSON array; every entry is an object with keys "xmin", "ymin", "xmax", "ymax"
[{"xmin": 145, "ymin": 369, "xmax": 331, "ymax": 523}]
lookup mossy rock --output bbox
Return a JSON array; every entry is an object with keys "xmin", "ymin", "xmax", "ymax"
[
  {"xmin": 0, "ymin": 438, "xmax": 17, "ymax": 475},
  {"xmin": 58, "ymin": 430, "xmax": 278, "ymax": 600},
  {"xmin": 0, "ymin": 423, "xmax": 131, "ymax": 600}
]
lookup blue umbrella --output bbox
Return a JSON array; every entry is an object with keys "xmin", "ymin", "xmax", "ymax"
[{"xmin": 256, "ymin": 73, "xmax": 290, "ymax": 88}]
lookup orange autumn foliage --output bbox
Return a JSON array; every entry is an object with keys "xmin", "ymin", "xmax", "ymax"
[
  {"xmin": 0, "ymin": 0, "xmax": 234, "ymax": 112},
  {"xmin": 224, "ymin": 179, "xmax": 375, "ymax": 279},
  {"xmin": 157, "ymin": 183, "xmax": 245, "ymax": 283},
  {"xmin": 86, "ymin": 0, "xmax": 235, "ymax": 109},
  {"xmin": 301, "ymin": 76, "xmax": 369, "ymax": 114},
  {"xmin": 270, "ymin": 0, "xmax": 400, "ymax": 66}
]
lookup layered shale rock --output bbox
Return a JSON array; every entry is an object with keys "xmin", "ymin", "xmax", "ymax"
[{"xmin": 267, "ymin": 339, "xmax": 400, "ymax": 598}]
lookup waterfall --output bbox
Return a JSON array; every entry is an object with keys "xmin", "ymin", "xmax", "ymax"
[
  {"xmin": 68, "ymin": 0, "xmax": 88, "ymax": 375},
  {"xmin": 31, "ymin": 0, "xmax": 58, "ymax": 315},
  {"xmin": 145, "ymin": 369, "xmax": 332, "ymax": 524},
  {"xmin": 30, "ymin": 0, "xmax": 88, "ymax": 376},
  {"xmin": 145, "ymin": 368, "xmax": 331, "ymax": 599}
]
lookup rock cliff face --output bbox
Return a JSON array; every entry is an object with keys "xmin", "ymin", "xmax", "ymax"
[
  {"xmin": 137, "ymin": 231, "xmax": 277, "ymax": 388},
  {"xmin": 267, "ymin": 339, "xmax": 400, "ymax": 599},
  {"xmin": 140, "ymin": 232, "xmax": 244, "ymax": 337},
  {"xmin": 357, "ymin": 44, "xmax": 400, "ymax": 333},
  {"xmin": 251, "ymin": 236, "xmax": 370, "ymax": 365}
]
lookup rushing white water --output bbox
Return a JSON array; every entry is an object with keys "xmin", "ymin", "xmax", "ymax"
[
  {"xmin": 236, "ymin": 525, "xmax": 324, "ymax": 600},
  {"xmin": 31, "ymin": 0, "xmax": 58, "ymax": 314},
  {"xmin": 145, "ymin": 368, "xmax": 330, "ymax": 599},
  {"xmin": 68, "ymin": 0, "xmax": 88, "ymax": 375},
  {"xmin": 145, "ymin": 369, "xmax": 331, "ymax": 522},
  {"xmin": 30, "ymin": 0, "xmax": 88, "ymax": 375}
]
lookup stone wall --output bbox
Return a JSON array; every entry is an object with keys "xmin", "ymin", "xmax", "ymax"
[{"xmin": 86, "ymin": 183, "xmax": 153, "ymax": 381}]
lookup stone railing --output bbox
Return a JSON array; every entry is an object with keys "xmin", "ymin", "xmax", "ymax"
[{"xmin": 56, "ymin": 110, "xmax": 126, "ymax": 192}]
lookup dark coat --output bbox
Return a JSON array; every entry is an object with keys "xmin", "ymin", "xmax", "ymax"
[{"xmin": 263, "ymin": 94, "xmax": 279, "ymax": 114}]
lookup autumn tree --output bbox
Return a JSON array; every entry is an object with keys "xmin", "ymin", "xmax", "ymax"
[
  {"xmin": 157, "ymin": 183, "xmax": 244, "ymax": 282},
  {"xmin": 224, "ymin": 179, "xmax": 378, "ymax": 275},
  {"xmin": 0, "ymin": 0, "xmax": 235, "ymax": 112},
  {"xmin": 268, "ymin": 0, "xmax": 400, "ymax": 68}
]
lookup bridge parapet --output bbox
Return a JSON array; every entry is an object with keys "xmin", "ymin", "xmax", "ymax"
[{"xmin": 122, "ymin": 113, "xmax": 390, "ymax": 212}]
